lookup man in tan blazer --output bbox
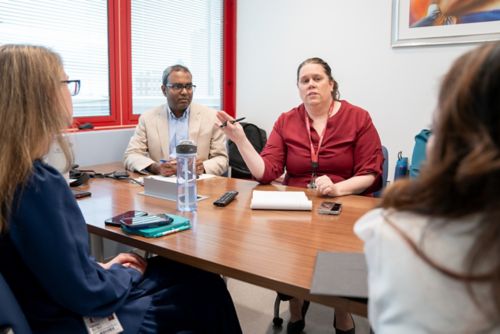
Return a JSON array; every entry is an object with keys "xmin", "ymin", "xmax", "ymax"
[{"xmin": 124, "ymin": 65, "xmax": 228, "ymax": 176}]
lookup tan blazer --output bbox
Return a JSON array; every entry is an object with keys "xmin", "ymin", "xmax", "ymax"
[{"xmin": 123, "ymin": 103, "xmax": 228, "ymax": 175}]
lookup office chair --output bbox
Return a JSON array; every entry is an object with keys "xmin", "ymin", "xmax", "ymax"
[
  {"xmin": 373, "ymin": 145, "xmax": 389, "ymax": 198},
  {"xmin": 227, "ymin": 122, "xmax": 267, "ymax": 179},
  {"xmin": 0, "ymin": 272, "xmax": 32, "ymax": 334},
  {"xmin": 272, "ymin": 293, "xmax": 310, "ymax": 328}
]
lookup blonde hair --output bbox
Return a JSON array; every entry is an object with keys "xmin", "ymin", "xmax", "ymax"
[{"xmin": 0, "ymin": 44, "xmax": 73, "ymax": 233}]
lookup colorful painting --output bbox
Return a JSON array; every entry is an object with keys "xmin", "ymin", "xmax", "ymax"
[
  {"xmin": 410, "ymin": 0, "xmax": 500, "ymax": 27},
  {"xmin": 392, "ymin": 0, "xmax": 500, "ymax": 46}
]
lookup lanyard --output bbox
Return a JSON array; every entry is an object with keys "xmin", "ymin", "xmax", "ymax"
[{"xmin": 305, "ymin": 101, "xmax": 334, "ymax": 188}]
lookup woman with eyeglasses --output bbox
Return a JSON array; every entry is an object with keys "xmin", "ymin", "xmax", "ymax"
[
  {"xmin": 0, "ymin": 44, "xmax": 241, "ymax": 334},
  {"xmin": 218, "ymin": 57, "xmax": 384, "ymax": 334},
  {"xmin": 355, "ymin": 42, "xmax": 500, "ymax": 333}
]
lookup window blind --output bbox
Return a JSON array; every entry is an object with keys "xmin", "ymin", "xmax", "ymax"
[
  {"xmin": 0, "ymin": 0, "xmax": 110, "ymax": 118},
  {"xmin": 131, "ymin": 0, "xmax": 223, "ymax": 114}
]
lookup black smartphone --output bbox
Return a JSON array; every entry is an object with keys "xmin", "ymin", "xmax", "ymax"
[
  {"xmin": 104, "ymin": 210, "xmax": 148, "ymax": 227},
  {"xmin": 112, "ymin": 170, "xmax": 129, "ymax": 179},
  {"xmin": 120, "ymin": 214, "xmax": 173, "ymax": 230},
  {"xmin": 318, "ymin": 201, "xmax": 342, "ymax": 215}
]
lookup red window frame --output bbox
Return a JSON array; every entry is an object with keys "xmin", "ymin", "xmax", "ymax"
[
  {"xmin": 72, "ymin": 0, "xmax": 236, "ymax": 130},
  {"xmin": 223, "ymin": 0, "xmax": 237, "ymax": 117}
]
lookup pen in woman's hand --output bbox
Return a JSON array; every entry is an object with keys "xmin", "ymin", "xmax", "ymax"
[{"xmin": 219, "ymin": 117, "xmax": 246, "ymax": 128}]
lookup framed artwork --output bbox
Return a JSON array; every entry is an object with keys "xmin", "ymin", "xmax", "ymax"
[{"xmin": 392, "ymin": 0, "xmax": 500, "ymax": 47}]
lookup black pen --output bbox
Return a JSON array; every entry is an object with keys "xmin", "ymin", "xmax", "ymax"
[{"xmin": 220, "ymin": 117, "xmax": 246, "ymax": 128}]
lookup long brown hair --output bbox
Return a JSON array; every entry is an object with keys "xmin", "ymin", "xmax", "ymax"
[
  {"xmin": 382, "ymin": 42, "xmax": 500, "ymax": 318},
  {"xmin": 0, "ymin": 44, "xmax": 73, "ymax": 234}
]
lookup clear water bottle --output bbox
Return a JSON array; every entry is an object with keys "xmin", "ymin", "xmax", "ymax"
[{"xmin": 176, "ymin": 140, "xmax": 197, "ymax": 212}]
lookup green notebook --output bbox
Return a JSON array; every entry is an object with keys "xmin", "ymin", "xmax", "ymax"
[{"xmin": 121, "ymin": 214, "xmax": 191, "ymax": 238}]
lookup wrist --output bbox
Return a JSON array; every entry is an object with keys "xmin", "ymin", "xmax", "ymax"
[
  {"xmin": 146, "ymin": 162, "xmax": 160, "ymax": 175},
  {"xmin": 237, "ymin": 136, "xmax": 254, "ymax": 150},
  {"xmin": 327, "ymin": 183, "xmax": 343, "ymax": 197}
]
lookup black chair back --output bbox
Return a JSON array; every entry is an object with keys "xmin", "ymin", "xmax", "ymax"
[
  {"xmin": 228, "ymin": 122, "xmax": 267, "ymax": 179},
  {"xmin": 373, "ymin": 145, "xmax": 389, "ymax": 198}
]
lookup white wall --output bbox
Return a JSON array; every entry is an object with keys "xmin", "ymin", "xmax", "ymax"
[{"xmin": 236, "ymin": 0, "xmax": 476, "ymax": 180}]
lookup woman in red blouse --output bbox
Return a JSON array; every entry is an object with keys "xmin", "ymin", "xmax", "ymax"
[{"xmin": 217, "ymin": 57, "xmax": 384, "ymax": 333}]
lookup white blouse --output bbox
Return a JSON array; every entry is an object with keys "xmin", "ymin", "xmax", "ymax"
[{"xmin": 354, "ymin": 208, "xmax": 499, "ymax": 334}]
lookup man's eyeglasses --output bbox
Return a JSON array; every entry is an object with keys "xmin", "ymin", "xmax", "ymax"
[
  {"xmin": 61, "ymin": 80, "xmax": 81, "ymax": 96},
  {"xmin": 166, "ymin": 83, "xmax": 196, "ymax": 92}
]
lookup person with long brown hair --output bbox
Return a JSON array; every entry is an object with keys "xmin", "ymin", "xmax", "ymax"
[
  {"xmin": 0, "ymin": 44, "xmax": 241, "ymax": 333},
  {"xmin": 355, "ymin": 42, "xmax": 500, "ymax": 333}
]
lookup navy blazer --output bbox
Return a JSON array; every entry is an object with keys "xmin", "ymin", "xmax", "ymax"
[{"xmin": 0, "ymin": 161, "xmax": 148, "ymax": 333}]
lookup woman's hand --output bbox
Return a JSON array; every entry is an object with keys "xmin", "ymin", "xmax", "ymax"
[
  {"xmin": 315, "ymin": 175, "xmax": 340, "ymax": 197},
  {"xmin": 216, "ymin": 111, "xmax": 247, "ymax": 144},
  {"xmin": 99, "ymin": 253, "xmax": 148, "ymax": 275},
  {"xmin": 315, "ymin": 174, "xmax": 377, "ymax": 197},
  {"xmin": 216, "ymin": 110, "xmax": 266, "ymax": 179}
]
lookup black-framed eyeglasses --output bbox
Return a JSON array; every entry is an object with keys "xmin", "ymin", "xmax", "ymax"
[
  {"xmin": 61, "ymin": 80, "xmax": 81, "ymax": 96},
  {"xmin": 166, "ymin": 83, "xmax": 196, "ymax": 92}
]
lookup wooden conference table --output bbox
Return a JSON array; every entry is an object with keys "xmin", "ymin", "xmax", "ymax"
[{"xmin": 78, "ymin": 163, "xmax": 378, "ymax": 316}]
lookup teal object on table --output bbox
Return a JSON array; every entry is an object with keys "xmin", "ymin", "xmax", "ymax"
[{"xmin": 121, "ymin": 214, "xmax": 191, "ymax": 238}]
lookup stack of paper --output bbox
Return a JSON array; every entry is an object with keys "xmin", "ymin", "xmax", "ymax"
[
  {"xmin": 143, "ymin": 175, "xmax": 178, "ymax": 201},
  {"xmin": 143, "ymin": 174, "xmax": 213, "ymax": 201},
  {"xmin": 250, "ymin": 190, "xmax": 312, "ymax": 211}
]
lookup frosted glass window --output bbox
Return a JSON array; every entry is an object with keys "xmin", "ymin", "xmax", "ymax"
[
  {"xmin": 131, "ymin": 0, "xmax": 222, "ymax": 114},
  {"xmin": 0, "ymin": 0, "xmax": 109, "ymax": 118}
]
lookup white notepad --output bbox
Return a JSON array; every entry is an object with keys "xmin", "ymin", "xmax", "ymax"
[{"xmin": 250, "ymin": 190, "xmax": 312, "ymax": 210}]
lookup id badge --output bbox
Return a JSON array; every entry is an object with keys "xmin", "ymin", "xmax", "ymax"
[
  {"xmin": 83, "ymin": 313, "xmax": 123, "ymax": 334},
  {"xmin": 308, "ymin": 165, "xmax": 318, "ymax": 189},
  {"xmin": 307, "ymin": 179, "xmax": 316, "ymax": 189}
]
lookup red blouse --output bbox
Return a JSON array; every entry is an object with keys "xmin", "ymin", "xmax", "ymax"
[{"xmin": 259, "ymin": 100, "xmax": 383, "ymax": 194}]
